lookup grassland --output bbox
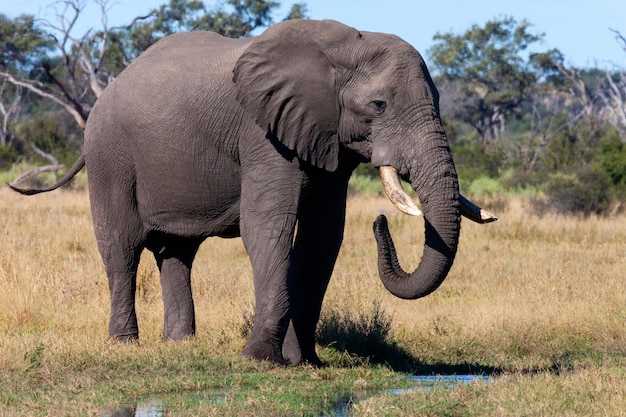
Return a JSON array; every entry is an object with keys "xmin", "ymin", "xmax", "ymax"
[{"xmin": 0, "ymin": 188, "xmax": 625, "ymax": 416}]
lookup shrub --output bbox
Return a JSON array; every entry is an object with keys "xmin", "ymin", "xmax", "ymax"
[
  {"xmin": 467, "ymin": 175, "xmax": 505, "ymax": 196},
  {"xmin": 599, "ymin": 135, "xmax": 626, "ymax": 198},
  {"xmin": 317, "ymin": 302, "xmax": 394, "ymax": 363},
  {"xmin": 451, "ymin": 140, "xmax": 502, "ymax": 182},
  {"xmin": 540, "ymin": 167, "xmax": 612, "ymax": 216},
  {"xmin": 348, "ymin": 174, "xmax": 384, "ymax": 195},
  {"xmin": 0, "ymin": 144, "xmax": 20, "ymax": 170}
]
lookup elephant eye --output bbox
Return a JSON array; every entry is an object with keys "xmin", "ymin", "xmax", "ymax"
[{"xmin": 369, "ymin": 100, "xmax": 387, "ymax": 115}]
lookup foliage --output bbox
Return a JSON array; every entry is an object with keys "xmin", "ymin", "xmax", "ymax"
[
  {"xmin": 0, "ymin": 142, "xmax": 19, "ymax": 169},
  {"xmin": 0, "ymin": 0, "xmax": 307, "ymax": 170},
  {"xmin": 2, "ymin": 6, "xmax": 626, "ymax": 217},
  {"xmin": 283, "ymin": 2, "xmax": 308, "ymax": 20},
  {"xmin": 538, "ymin": 119, "xmax": 604, "ymax": 173},
  {"xmin": 430, "ymin": 18, "xmax": 626, "ymax": 216},
  {"xmin": 429, "ymin": 16, "xmax": 560, "ymax": 143},
  {"xmin": 348, "ymin": 173, "xmax": 384, "ymax": 195},
  {"xmin": 599, "ymin": 134, "xmax": 626, "ymax": 197},
  {"xmin": 0, "ymin": 13, "xmax": 54, "ymax": 72},
  {"xmin": 116, "ymin": 0, "xmax": 300, "ymax": 63},
  {"xmin": 536, "ymin": 168, "xmax": 611, "ymax": 217},
  {"xmin": 16, "ymin": 113, "xmax": 81, "ymax": 159},
  {"xmin": 467, "ymin": 175, "xmax": 505, "ymax": 197},
  {"xmin": 451, "ymin": 139, "xmax": 502, "ymax": 184}
]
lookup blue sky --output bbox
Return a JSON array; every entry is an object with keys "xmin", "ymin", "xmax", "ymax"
[{"xmin": 5, "ymin": 0, "xmax": 626, "ymax": 68}]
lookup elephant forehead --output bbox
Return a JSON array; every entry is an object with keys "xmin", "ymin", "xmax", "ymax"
[{"xmin": 345, "ymin": 37, "xmax": 429, "ymax": 87}]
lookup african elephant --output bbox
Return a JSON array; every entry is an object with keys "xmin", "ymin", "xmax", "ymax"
[{"xmin": 11, "ymin": 19, "xmax": 495, "ymax": 365}]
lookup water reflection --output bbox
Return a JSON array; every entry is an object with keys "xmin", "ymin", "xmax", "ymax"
[
  {"xmin": 389, "ymin": 374, "xmax": 491, "ymax": 394},
  {"xmin": 104, "ymin": 398, "xmax": 163, "ymax": 417},
  {"xmin": 104, "ymin": 374, "xmax": 491, "ymax": 417}
]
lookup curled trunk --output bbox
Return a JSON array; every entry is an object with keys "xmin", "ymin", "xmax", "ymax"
[
  {"xmin": 373, "ymin": 177, "xmax": 460, "ymax": 299},
  {"xmin": 373, "ymin": 126, "xmax": 461, "ymax": 299},
  {"xmin": 373, "ymin": 167, "xmax": 496, "ymax": 299}
]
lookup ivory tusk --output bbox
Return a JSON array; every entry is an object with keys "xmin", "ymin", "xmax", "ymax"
[
  {"xmin": 378, "ymin": 166, "xmax": 497, "ymax": 223},
  {"xmin": 459, "ymin": 194, "xmax": 498, "ymax": 223},
  {"xmin": 379, "ymin": 166, "xmax": 422, "ymax": 216}
]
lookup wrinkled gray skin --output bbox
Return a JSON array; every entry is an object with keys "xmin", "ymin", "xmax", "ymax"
[{"xmin": 12, "ymin": 20, "xmax": 463, "ymax": 365}]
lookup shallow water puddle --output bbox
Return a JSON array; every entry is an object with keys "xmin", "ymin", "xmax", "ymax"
[
  {"xmin": 391, "ymin": 374, "xmax": 491, "ymax": 394},
  {"xmin": 103, "ymin": 374, "xmax": 491, "ymax": 417}
]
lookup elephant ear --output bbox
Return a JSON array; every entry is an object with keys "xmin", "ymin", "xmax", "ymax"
[{"xmin": 233, "ymin": 20, "xmax": 359, "ymax": 171}]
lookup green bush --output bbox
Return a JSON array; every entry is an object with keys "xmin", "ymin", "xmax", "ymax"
[
  {"xmin": 539, "ymin": 167, "xmax": 612, "ymax": 216},
  {"xmin": 0, "ymin": 144, "xmax": 20, "ymax": 170},
  {"xmin": 599, "ymin": 135, "xmax": 626, "ymax": 198},
  {"xmin": 14, "ymin": 112, "xmax": 82, "ymax": 165},
  {"xmin": 349, "ymin": 163, "xmax": 384, "ymax": 194},
  {"xmin": 467, "ymin": 175, "xmax": 505, "ymax": 196},
  {"xmin": 451, "ymin": 140, "xmax": 502, "ymax": 183},
  {"xmin": 353, "ymin": 162, "xmax": 378, "ymax": 178},
  {"xmin": 348, "ymin": 174, "xmax": 384, "ymax": 194}
]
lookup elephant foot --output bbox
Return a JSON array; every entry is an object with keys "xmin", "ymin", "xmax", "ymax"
[
  {"xmin": 110, "ymin": 333, "xmax": 139, "ymax": 344},
  {"xmin": 163, "ymin": 325, "xmax": 195, "ymax": 341},
  {"xmin": 283, "ymin": 325, "xmax": 323, "ymax": 366},
  {"xmin": 242, "ymin": 340, "xmax": 287, "ymax": 365},
  {"xmin": 286, "ymin": 351, "xmax": 324, "ymax": 367},
  {"xmin": 289, "ymin": 355, "xmax": 324, "ymax": 367},
  {"xmin": 301, "ymin": 353, "xmax": 324, "ymax": 368},
  {"xmin": 283, "ymin": 344, "xmax": 324, "ymax": 367},
  {"xmin": 163, "ymin": 332, "xmax": 195, "ymax": 341}
]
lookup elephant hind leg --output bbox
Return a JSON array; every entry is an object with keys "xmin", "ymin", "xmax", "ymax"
[
  {"xmin": 152, "ymin": 236, "xmax": 202, "ymax": 341},
  {"xmin": 99, "ymin": 239, "xmax": 143, "ymax": 342}
]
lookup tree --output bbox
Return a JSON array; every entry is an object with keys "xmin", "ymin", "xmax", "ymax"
[
  {"xmin": 0, "ymin": 13, "xmax": 54, "ymax": 72},
  {"xmin": 0, "ymin": 0, "xmax": 308, "ymax": 172},
  {"xmin": 0, "ymin": 1, "xmax": 111, "ymax": 131},
  {"xmin": 283, "ymin": 2, "xmax": 307, "ymax": 20},
  {"xmin": 116, "ymin": 0, "xmax": 298, "ymax": 63},
  {"xmin": 0, "ymin": 13, "xmax": 54, "ymax": 147},
  {"xmin": 533, "ymin": 29, "xmax": 626, "ymax": 138},
  {"xmin": 429, "ymin": 17, "xmax": 559, "ymax": 144},
  {"xmin": 598, "ymin": 29, "xmax": 626, "ymax": 136}
]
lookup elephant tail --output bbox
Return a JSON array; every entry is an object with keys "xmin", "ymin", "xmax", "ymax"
[{"xmin": 8, "ymin": 153, "xmax": 86, "ymax": 195}]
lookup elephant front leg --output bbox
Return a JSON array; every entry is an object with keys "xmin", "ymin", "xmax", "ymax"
[
  {"xmin": 239, "ymin": 169, "xmax": 303, "ymax": 364},
  {"xmin": 283, "ymin": 178, "xmax": 350, "ymax": 366}
]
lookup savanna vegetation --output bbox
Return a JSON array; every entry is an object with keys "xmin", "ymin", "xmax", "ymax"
[
  {"xmin": 1, "ymin": 0, "xmax": 625, "ymax": 415},
  {"xmin": 2, "ymin": 0, "xmax": 626, "ymax": 216},
  {"xmin": 1, "ymin": 189, "xmax": 625, "ymax": 416}
]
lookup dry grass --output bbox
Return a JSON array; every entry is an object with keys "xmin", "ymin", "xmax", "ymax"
[
  {"xmin": 1, "ymin": 188, "xmax": 625, "ymax": 415},
  {"xmin": 334, "ymin": 195, "xmax": 625, "ymax": 369}
]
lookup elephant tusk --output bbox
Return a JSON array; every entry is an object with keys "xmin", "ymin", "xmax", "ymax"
[
  {"xmin": 379, "ymin": 166, "xmax": 497, "ymax": 223},
  {"xmin": 459, "ymin": 194, "xmax": 498, "ymax": 223},
  {"xmin": 379, "ymin": 166, "xmax": 422, "ymax": 216}
]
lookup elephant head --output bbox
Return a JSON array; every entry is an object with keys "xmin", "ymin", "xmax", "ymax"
[{"xmin": 233, "ymin": 20, "xmax": 495, "ymax": 300}]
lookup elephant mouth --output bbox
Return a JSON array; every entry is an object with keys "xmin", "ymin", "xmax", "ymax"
[{"xmin": 379, "ymin": 166, "xmax": 497, "ymax": 223}]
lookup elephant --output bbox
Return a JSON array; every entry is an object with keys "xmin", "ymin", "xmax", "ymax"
[{"xmin": 11, "ymin": 19, "xmax": 496, "ymax": 366}]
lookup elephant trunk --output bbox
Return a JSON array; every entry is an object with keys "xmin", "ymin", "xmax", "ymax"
[{"xmin": 374, "ymin": 133, "xmax": 461, "ymax": 300}]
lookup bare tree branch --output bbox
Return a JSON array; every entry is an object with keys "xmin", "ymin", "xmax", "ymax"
[
  {"xmin": 610, "ymin": 28, "xmax": 626, "ymax": 54},
  {"xmin": 0, "ymin": 71, "xmax": 86, "ymax": 129},
  {"xmin": 598, "ymin": 70, "xmax": 626, "ymax": 134},
  {"xmin": 10, "ymin": 164, "xmax": 65, "ymax": 187},
  {"xmin": 0, "ymin": 79, "xmax": 23, "ymax": 147},
  {"xmin": 114, "ymin": 11, "xmax": 158, "ymax": 31},
  {"xmin": 31, "ymin": 142, "xmax": 59, "ymax": 165},
  {"xmin": 77, "ymin": 42, "xmax": 104, "ymax": 98}
]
